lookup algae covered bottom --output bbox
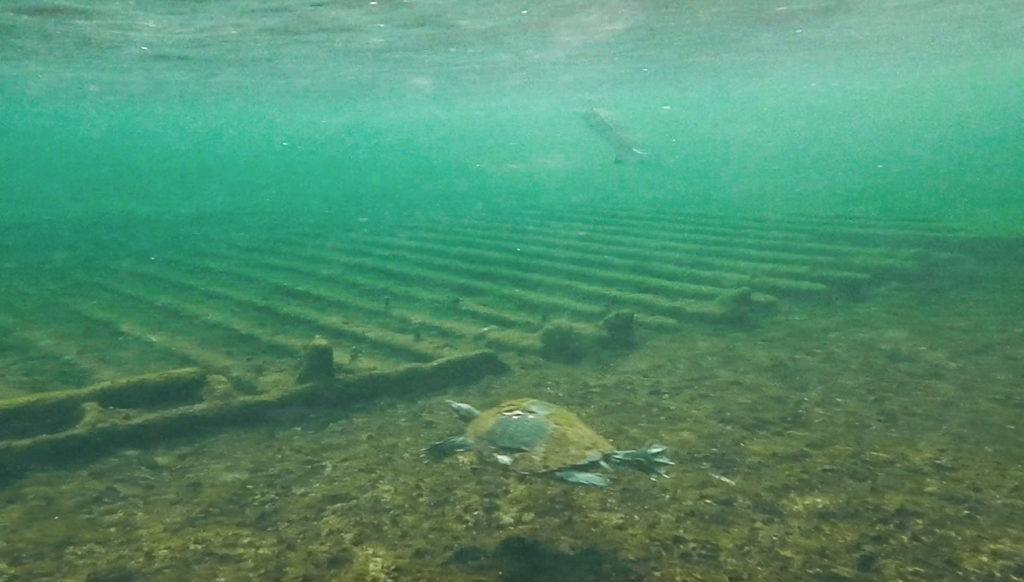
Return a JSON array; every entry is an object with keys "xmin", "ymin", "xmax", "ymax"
[{"xmin": 0, "ymin": 243, "xmax": 1022, "ymax": 581}]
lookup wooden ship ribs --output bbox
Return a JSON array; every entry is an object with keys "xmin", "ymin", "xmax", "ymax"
[{"xmin": 0, "ymin": 208, "xmax": 966, "ymax": 475}]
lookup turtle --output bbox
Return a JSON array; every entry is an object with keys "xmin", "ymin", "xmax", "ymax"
[{"xmin": 425, "ymin": 398, "xmax": 673, "ymax": 487}]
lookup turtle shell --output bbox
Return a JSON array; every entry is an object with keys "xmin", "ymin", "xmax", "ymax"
[{"xmin": 465, "ymin": 399, "xmax": 614, "ymax": 474}]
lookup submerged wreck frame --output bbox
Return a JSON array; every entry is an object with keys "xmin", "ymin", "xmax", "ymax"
[{"xmin": 0, "ymin": 347, "xmax": 508, "ymax": 480}]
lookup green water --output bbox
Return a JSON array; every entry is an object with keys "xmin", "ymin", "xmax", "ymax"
[
  {"xmin": 3, "ymin": 0, "xmax": 1023, "ymax": 228},
  {"xmin": 3, "ymin": 2, "xmax": 1024, "ymax": 581}
]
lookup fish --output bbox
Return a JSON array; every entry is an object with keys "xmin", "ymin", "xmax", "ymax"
[{"xmin": 582, "ymin": 108, "xmax": 650, "ymax": 163}]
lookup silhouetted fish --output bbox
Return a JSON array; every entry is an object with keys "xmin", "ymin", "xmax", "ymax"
[{"xmin": 582, "ymin": 108, "xmax": 650, "ymax": 163}]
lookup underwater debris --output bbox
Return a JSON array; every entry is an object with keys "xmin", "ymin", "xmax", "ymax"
[
  {"xmin": 201, "ymin": 374, "xmax": 239, "ymax": 403},
  {"xmin": 298, "ymin": 335, "xmax": 335, "ymax": 385},
  {"xmin": 78, "ymin": 401, "xmax": 137, "ymax": 430},
  {"xmin": 446, "ymin": 295, "xmax": 463, "ymax": 311},
  {"xmin": 349, "ymin": 345, "xmax": 362, "ymax": 364},
  {"xmin": 601, "ymin": 310, "xmax": 637, "ymax": 348},
  {"xmin": 539, "ymin": 319, "xmax": 587, "ymax": 363},
  {"xmin": 714, "ymin": 287, "xmax": 756, "ymax": 322}
]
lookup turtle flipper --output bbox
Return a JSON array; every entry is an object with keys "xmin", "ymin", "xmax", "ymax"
[
  {"xmin": 426, "ymin": 435, "xmax": 473, "ymax": 459},
  {"xmin": 553, "ymin": 470, "xmax": 611, "ymax": 487},
  {"xmin": 609, "ymin": 444, "xmax": 673, "ymax": 477}
]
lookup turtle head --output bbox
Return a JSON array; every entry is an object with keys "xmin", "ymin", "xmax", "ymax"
[{"xmin": 445, "ymin": 400, "xmax": 481, "ymax": 422}]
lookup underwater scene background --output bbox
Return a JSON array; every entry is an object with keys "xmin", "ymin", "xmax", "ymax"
[{"xmin": 1, "ymin": 0, "xmax": 1023, "ymax": 580}]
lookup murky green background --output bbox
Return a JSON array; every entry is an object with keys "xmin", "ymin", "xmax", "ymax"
[
  {"xmin": 2, "ymin": 1, "xmax": 1024, "ymax": 580},
  {"xmin": 3, "ymin": 0, "xmax": 1023, "ymax": 228}
]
